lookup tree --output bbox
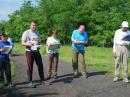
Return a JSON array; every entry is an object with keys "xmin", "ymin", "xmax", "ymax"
[{"xmin": 1, "ymin": 0, "xmax": 130, "ymax": 47}]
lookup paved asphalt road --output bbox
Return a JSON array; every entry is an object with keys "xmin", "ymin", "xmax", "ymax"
[{"xmin": 0, "ymin": 54, "xmax": 130, "ymax": 97}]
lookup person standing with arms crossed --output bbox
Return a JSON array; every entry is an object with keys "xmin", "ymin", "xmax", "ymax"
[
  {"xmin": 113, "ymin": 21, "xmax": 130, "ymax": 83},
  {"xmin": 22, "ymin": 21, "xmax": 46, "ymax": 88},
  {"xmin": 71, "ymin": 23, "xmax": 88, "ymax": 78}
]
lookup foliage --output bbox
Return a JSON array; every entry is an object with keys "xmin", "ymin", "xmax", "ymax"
[{"xmin": 0, "ymin": 0, "xmax": 130, "ymax": 47}]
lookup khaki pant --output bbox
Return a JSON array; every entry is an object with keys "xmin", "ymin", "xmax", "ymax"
[
  {"xmin": 72, "ymin": 49, "xmax": 86, "ymax": 73},
  {"xmin": 115, "ymin": 44, "xmax": 129, "ymax": 78}
]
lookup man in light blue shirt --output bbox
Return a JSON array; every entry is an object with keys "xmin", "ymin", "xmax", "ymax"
[{"xmin": 71, "ymin": 23, "xmax": 88, "ymax": 78}]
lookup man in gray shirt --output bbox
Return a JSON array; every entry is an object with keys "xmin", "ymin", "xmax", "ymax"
[{"xmin": 22, "ymin": 21, "xmax": 45, "ymax": 87}]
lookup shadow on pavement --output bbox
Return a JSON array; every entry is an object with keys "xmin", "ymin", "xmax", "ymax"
[
  {"xmin": 0, "ymin": 87, "xmax": 58, "ymax": 97},
  {"xmin": 88, "ymin": 71, "xmax": 107, "ymax": 77},
  {"xmin": 51, "ymin": 73, "xmax": 76, "ymax": 84}
]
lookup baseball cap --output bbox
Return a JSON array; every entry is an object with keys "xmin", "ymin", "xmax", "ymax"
[{"xmin": 122, "ymin": 21, "xmax": 129, "ymax": 28}]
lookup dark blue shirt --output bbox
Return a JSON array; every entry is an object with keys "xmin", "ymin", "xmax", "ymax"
[{"xmin": 0, "ymin": 41, "xmax": 10, "ymax": 61}]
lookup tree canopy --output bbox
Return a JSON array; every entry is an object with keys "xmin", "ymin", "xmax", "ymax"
[{"xmin": 0, "ymin": 0, "xmax": 130, "ymax": 47}]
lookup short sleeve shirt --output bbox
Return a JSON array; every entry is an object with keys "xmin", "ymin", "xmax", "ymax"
[
  {"xmin": 22, "ymin": 29, "xmax": 40, "ymax": 51},
  {"xmin": 71, "ymin": 30, "xmax": 88, "ymax": 51}
]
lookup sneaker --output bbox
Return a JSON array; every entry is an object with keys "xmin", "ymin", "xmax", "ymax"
[
  {"xmin": 81, "ymin": 72, "xmax": 88, "ymax": 78},
  {"xmin": 123, "ymin": 78, "xmax": 130, "ymax": 83},
  {"xmin": 8, "ymin": 83, "xmax": 15, "ymax": 88},
  {"xmin": 40, "ymin": 80, "xmax": 51, "ymax": 85},
  {"xmin": 113, "ymin": 77, "xmax": 119, "ymax": 82},
  {"xmin": 74, "ymin": 71, "xmax": 79, "ymax": 77},
  {"xmin": 4, "ymin": 82, "xmax": 15, "ymax": 88},
  {"xmin": 28, "ymin": 82, "xmax": 36, "ymax": 88}
]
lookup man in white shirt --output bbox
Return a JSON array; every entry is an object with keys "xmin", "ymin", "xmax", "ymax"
[
  {"xmin": 22, "ymin": 21, "xmax": 46, "ymax": 87},
  {"xmin": 113, "ymin": 21, "xmax": 130, "ymax": 83}
]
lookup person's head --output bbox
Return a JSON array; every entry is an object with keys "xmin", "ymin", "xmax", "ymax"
[
  {"xmin": 52, "ymin": 31, "xmax": 58, "ymax": 38},
  {"xmin": 121, "ymin": 21, "xmax": 129, "ymax": 32},
  {"xmin": 77, "ymin": 23, "xmax": 86, "ymax": 33},
  {"xmin": 1, "ymin": 34, "xmax": 8, "ymax": 41},
  {"xmin": 30, "ymin": 21, "xmax": 37, "ymax": 31}
]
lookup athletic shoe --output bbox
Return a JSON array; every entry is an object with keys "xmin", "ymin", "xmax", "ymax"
[
  {"xmin": 8, "ymin": 83, "xmax": 15, "ymax": 88},
  {"xmin": 113, "ymin": 77, "xmax": 119, "ymax": 82},
  {"xmin": 40, "ymin": 80, "xmax": 51, "ymax": 85},
  {"xmin": 28, "ymin": 82, "xmax": 36, "ymax": 88},
  {"xmin": 4, "ymin": 82, "xmax": 15, "ymax": 88},
  {"xmin": 123, "ymin": 78, "xmax": 130, "ymax": 83},
  {"xmin": 74, "ymin": 71, "xmax": 79, "ymax": 77},
  {"xmin": 81, "ymin": 72, "xmax": 88, "ymax": 78}
]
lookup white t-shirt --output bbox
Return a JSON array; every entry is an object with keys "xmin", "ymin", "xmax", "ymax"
[{"xmin": 22, "ymin": 29, "xmax": 40, "ymax": 51}]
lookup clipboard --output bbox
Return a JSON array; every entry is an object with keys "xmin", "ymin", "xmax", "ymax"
[
  {"xmin": 31, "ymin": 45, "xmax": 41, "ymax": 50},
  {"xmin": 122, "ymin": 35, "xmax": 130, "ymax": 41},
  {"xmin": 2, "ymin": 46, "xmax": 12, "ymax": 54},
  {"xmin": 49, "ymin": 43, "xmax": 60, "ymax": 49}
]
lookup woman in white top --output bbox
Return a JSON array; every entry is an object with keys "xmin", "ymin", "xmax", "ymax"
[{"xmin": 46, "ymin": 31, "xmax": 60, "ymax": 80}]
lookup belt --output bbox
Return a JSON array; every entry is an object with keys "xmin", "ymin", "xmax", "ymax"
[{"xmin": 116, "ymin": 44, "xmax": 128, "ymax": 46}]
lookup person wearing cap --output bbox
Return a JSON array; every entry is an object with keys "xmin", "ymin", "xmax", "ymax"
[
  {"xmin": 46, "ymin": 31, "xmax": 60, "ymax": 80},
  {"xmin": 113, "ymin": 21, "xmax": 130, "ymax": 83},
  {"xmin": 22, "ymin": 21, "xmax": 47, "ymax": 88},
  {"xmin": 0, "ymin": 34, "xmax": 15, "ymax": 87},
  {"xmin": 71, "ymin": 23, "xmax": 88, "ymax": 78}
]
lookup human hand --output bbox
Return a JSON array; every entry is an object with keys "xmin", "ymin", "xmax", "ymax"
[
  {"xmin": 26, "ymin": 42, "xmax": 33, "ymax": 47},
  {"xmin": 112, "ymin": 51, "xmax": 116, "ymax": 57},
  {"xmin": 0, "ymin": 48, "xmax": 5, "ymax": 52}
]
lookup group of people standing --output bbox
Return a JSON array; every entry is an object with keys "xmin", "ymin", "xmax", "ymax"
[
  {"xmin": 21, "ymin": 21, "xmax": 88, "ymax": 88},
  {"xmin": 0, "ymin": 20, "xmax": 130, "ymax": 88}
]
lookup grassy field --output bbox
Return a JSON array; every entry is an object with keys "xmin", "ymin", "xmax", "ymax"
[
  {"xmin": 12, "ymin": 43, "xmax": 130, "ymax": 77},
  {"xmin": 59, "ymin": 45, "xmax": 116, "ymax": 76}
]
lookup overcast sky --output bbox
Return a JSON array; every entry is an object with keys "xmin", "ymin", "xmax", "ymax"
[{"xmin": 0, "ymin": 0, "xmax": 37, "ymax": 21}]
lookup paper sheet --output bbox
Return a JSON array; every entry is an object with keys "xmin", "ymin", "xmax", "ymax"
[
  {"xmin": 2, "ymin": 46, "xmax": 12, "ymax": 54},
  {"xmin": 31, "ymin": 45, "xmax": 41, "ymax": 50},
  {"xmin": 49, "ymin": 43, "xmax": 60, "ymax": 49},
  {"xmin": 122, "ymin": 35, "xmax": 130, "ymax": 41}
]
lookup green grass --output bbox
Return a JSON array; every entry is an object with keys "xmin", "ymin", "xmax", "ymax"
[
  {"xmin": 59, "ymin": 46, "xmax": 115, "ymax": 75},
  {"xmin": 12, "ymin": 43, "xmax": 130, "ymax": 76},
  {"xmin": 13, "ymin": 43, "xmax": 26, "ymax": 53}
]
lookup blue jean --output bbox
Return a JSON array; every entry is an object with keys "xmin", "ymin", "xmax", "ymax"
[{"xmin": 0, "ymin": 58, "xmax": 11, "ymax": 83}]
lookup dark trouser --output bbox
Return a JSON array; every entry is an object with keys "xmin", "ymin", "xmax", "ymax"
[
  {"xmin": 47, "ymin": 53, "xmax": 59, "ymax": 77},
  {"xmin": 0, "ymin": 59, "xmax": 11, "ymax": 83},
  {"xmin": 0, "ymin": 61, "xmax": 4, "ymax": 81},
  {"xmin": 26, "ymin": 51, "xmax": 45, "ymax": 82},
  {"xmin": 72, "ymin": 49, "xmax": 86, "ymax": 73}
]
